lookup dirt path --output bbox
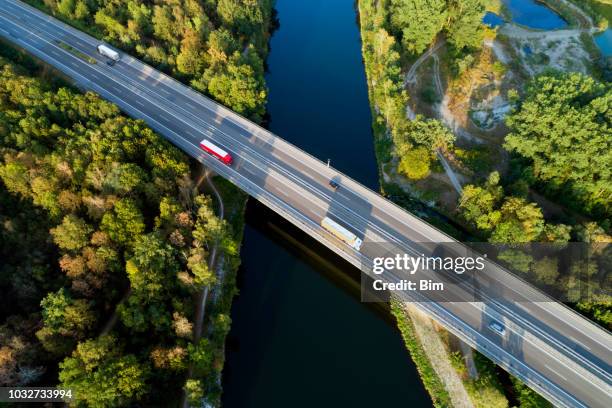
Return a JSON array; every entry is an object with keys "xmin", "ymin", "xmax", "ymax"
[
  {"xmin": 192, "ymin": 170, "xmax": 225, "ymax": 343},
  {"xmin": 484, "ymin": 39, "xmax": 510, "ymax": 64},
  {"xmin": 182, "ymin": 168, "xmax": 225, "ymax": 408},
  {"xmin": 403, "ymin": 42, "xmax": 466, "ymax": 194},
  {"xmin": 437, "ymin": 150, "xmax": 463, "ymax": 194},
  {"xmin": 405, "ymin": 303, "xmax": 475, "ymax": 408},
  {"xmin": 405, "ymin": 40, "xmax": 443, "ymax": 85},
  {"xmin": 557, "ymin": 0, "xmax": 595, "ymax": 28}
]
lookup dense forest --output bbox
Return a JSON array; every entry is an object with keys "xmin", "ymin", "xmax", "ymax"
[
  {"xmin": 505, "ymin": 72, "xmax": 611, "ymax": 221},
  {"xmin": 1, "ymin": 0, "xmax": 274, "ymax": 405},
  {"xmin": 0, "ymin": 46, "xmax": 242, "ymax": 407},
  {"xmin": 31, "ymin": 0, "xmax": 273, "ymax": 122},
  {"xmin": 359, "ymin": 0, "xmax": 611, "ymax": 406}
]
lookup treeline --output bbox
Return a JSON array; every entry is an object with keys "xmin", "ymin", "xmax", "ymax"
[
  {"xmin": 0, "ymin": 56, "xmax": 240, "ymax": 405},
  {"xmin": 388, "ymin": 0, "xmax": 486, "ymax": 56},
  {"xmin": 360, "ymin": 0, "xmax": 458, "ymax": 181},
  {"xmin": 505, "ymin": 72, "xmax": 611, "ymax": 222},
  {"xmin": 499, "ymin": 72, "xmax": 610, "ymax": 328},
  {"xmin": 31, "ymin": 0, "xmax": 273, "ymax": 121}
]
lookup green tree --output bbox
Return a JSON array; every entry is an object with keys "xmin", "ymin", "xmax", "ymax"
[
  {"xmin": 398, "ymin": 147, "xmax": 431, "ymax": 180},
  {"xmin": 50, "ymin": 215, "xmax": 92, "ymax": 252},
  {"xmin": 445, "ymin": 0, "xmax": 486, "ymax": 50},
  {"xmin": 531, "ymin": 256, "xmax": 559, "ymax": 285},
  {"xmin": 406, "ymin": 116, "xmax": 455, "ymax": 151},
  {"xmin": 389, "ymin": 0, "xmax": 447, "ymax": 55},
  {"xmin": 490, "ymin": 197, "xmax": 545, "ymax": 243},
  {"xmin": 505, "ymin": 73, "xmax": 612, "ymax": 216},
  {"xmin": 100, "ymin": 198, "xmax": 145, "ymax": 246},
  {"xmin": 458, "ymin": 172, "xmax": 503, "ymax": 231},
  {"xmin": 59, "ymin": 336, "xmax": 148, "ymax": 407},
  {"xmin": 39, "ymin": 289, "xmax": 95, "ymax": 338},
  {"xmin": 126, "ymin": 233, "xmax": 178, "ymax": 297}
]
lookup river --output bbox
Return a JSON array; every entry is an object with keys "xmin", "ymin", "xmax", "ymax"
[{"xmin": 221, "ymin": 0, "xmax": 431, "ymax": 407}]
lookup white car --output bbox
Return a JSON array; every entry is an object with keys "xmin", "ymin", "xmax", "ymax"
[{"xmin": 489, "ymin": 321, "xmax": 506, "ymax": 336}]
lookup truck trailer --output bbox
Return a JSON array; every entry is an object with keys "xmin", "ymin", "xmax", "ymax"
[
  {"xmin": 97, "ymin": 44, "xmax": 120, "ymax": 62},
  {"xmin": 320, "ymin": 217, "xmax": 362, "ymax": 251},
  {"xmin": 199, "ymin": 139, "xmax": 233, "ymax": 165}
]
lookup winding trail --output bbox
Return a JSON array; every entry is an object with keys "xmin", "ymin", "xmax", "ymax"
[
  {"xmin": 181, "ymin": 168, "xmax": 225, "ymax": 408},
  {"xmin": 405, "ymin": 41, "xmax": 444, "ymax": 85},
  {"xmin": 403, "ymin": 40, "xmax": 465, "ymax": 194},
  {"xmin": 192, "ymin": 169, "xmax": 225, "ymax": 343}
]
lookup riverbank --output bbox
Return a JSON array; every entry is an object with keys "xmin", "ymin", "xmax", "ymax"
[
  {"xmin": 357, "ymin": 1, "xmax": 495, "ymax": 406},
  {"xmin": 358, "ymin": 0, "xmax": 611, "ymax": 405},
  {"xmin": 222, "ymin": 1, "xmax": 431, "ymax": 406}
]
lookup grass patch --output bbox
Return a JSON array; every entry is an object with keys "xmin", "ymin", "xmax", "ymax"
[
  {"xmin": 57, "ymin": 41, "xmax": 97, "ymax": 64},
  {"xmin": 463, "ymin": 352, "xmax": 508, "ymax": 408},
  {"xmin": 390, "ymin": 299, "xmax": 451, "ymax": 408}
]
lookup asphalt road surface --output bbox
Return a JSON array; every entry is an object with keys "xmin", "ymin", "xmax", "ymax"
[{"xmin": 0, "ymin": 1, "xmax": 610, "ymax": 406}]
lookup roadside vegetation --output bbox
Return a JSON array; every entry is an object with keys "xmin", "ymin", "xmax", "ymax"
[
  {"xmin": 25, "ymin": 0, "xmax": 273, "ymax": 122},
  {"xmin": 390, "ymin": 299, "xmax": 451, "ymax": 408},
  {"xmin": 2, "ymin": 1, "xmax": 274, "ymax": 406},
  {"xmin": 359, "ymin": 0, "xmax": 611, "ymax": 406},
  {"xmin": 0, "ymin": 48, "xmax": 246, "ymax": 405}
]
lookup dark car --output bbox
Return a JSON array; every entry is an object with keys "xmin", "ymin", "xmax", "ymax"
[{"xmin": 329, "ymin": 180, "xmax": 340, "ymax": 190}]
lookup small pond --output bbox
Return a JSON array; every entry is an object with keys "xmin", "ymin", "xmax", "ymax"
[
  {"xmin": 595, "ymin": 29, "xmax": 612, "ymax": 57},
  {"xmin": 484, "ymin": 11, "xmax": 505, "ymax": 28},
  {"xmin": 503, "ymin": 0, "xmax": 568, "ymax": 30}
]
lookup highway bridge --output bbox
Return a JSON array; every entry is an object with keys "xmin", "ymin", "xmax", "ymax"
[{"xmin": 0, "ymin": 1, "xmax": 610, "ymax": 406}]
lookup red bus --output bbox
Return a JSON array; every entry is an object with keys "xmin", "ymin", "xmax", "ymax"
[{"xmin": 200, "ymin": 139, "xmax": 233, "ymax": 165}]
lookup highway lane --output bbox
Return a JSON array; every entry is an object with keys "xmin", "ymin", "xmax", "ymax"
[{"xmin": 1, "ymin": 1, "xmax": 610, "ymax": 406}]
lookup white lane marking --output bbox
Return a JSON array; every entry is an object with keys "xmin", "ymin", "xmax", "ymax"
[
  {"xmin": 133, "ymin": 99, "xmax": 145, "ymax": 108},
  {"xmin": 240, "ymin": 166, "xmax": 256, "ymax": 176},
  {"xmin": 186, "ymin": 130, "xmax": 199, "ymax": 138},
  {"xmin": 568, "ymin": 336, "xmax": 592, "ymax": 351},
  {"xmin": 545, "ymin": 364, "xmax": 568, "ymax": 382}
]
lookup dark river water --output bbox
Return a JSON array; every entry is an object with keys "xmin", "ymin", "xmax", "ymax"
[{"xmin": 221, "ymin": 0, "xmax": 431, "ymax": 407}]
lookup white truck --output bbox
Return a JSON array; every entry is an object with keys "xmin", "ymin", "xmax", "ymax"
[
  {"xmin": 97, "ymin": 44, "xmax": 120, "ymax": 64},
  {"xmin": 321, "ymin": 217, "xmax": 363, "ymax": 251}
]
